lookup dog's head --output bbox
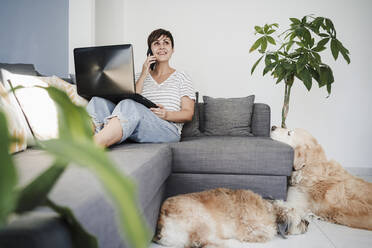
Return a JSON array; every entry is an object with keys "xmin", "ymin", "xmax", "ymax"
[
  {"xmin": 273, "ymin": 200, "xmax": 309, "ymax": 236},
  {"xmin": 270, "ymin": 126, "xmax": 327, "ymax": 170}
]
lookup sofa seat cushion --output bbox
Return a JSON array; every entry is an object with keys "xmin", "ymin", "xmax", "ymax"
[
  {"xmin": 13, "ymin": 143, "xmax": 172, "ymax": 248},
  {"xmin": 171, "ymin": 136, "xmax": 293, "ymax": 176}
]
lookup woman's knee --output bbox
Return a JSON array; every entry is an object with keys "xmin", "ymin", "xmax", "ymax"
[
  {"xmin": 116, "ymin": 99, "xmax": 143, "ymax": 113},
  {"xmin": 90, "ymin": 96, "xmax": 107, "ymax": 104}
]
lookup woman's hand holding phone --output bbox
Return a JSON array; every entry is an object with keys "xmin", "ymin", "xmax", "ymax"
[{"xmin": 141, "ymin": 54, "xmax": 157, "ymax": 76}]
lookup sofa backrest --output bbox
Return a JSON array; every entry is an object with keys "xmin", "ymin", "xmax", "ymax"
[{"xmin": 182, "ymin": 101, "xmax": 271, "ymax": 138}]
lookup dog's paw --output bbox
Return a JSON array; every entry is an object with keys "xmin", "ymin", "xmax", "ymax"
[
  {"xmin": 308, "ymin": 213, "xmax": 326, "ymax": 221},
  {"xmin": 290, "ymin": 171, "xmax": 303, "ymax": 185}
]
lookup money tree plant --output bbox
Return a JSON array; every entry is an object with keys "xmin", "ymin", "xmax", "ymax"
[{"xmin": 250, "ymin": 15, "xmax": 350, "ymax": 128}]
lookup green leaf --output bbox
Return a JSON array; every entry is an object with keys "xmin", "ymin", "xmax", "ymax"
[
  {"xmin": 296, "ymin": 54, "xmax": 308, "ymax": 74},
  {"xmin": 336, "ymin": 40, "xmax": 351, "ymax": 64},
  {"xmin": 319, "ymin": 66, "xmax": 334, "ymax": 88},
  {"xmin": 319, "ymin": 33, "xmax": 329, "ymax": 37},
  {"xmin": 261, "ymin": 37, "xmax": 268, "ymax": 52},
  {"xmin": 254, "ymin": 26, "xmax": 264, "ymax": 34},
  {"xmin": 15, "ymin": 160, "xmax": 67, "ymax": 213},
  {"xmin": 312, "ymin": 46, "xmax": 326, "ymax": 52},
  {"xmin": 299, "ymin": 68, "xmax": 312, "ymax": 91},
  {"xmin": 317, "ymin": 38, "xmax": 330, "ymax": 48},
  {"xmin": 309, "ymin": 38, "xmax": 315, "ymax": 48},
  {"xmin": 301, "ymin": 16, "xmax": 307, "ymax": 24},
  {"xmin": 339, "ymin": 49, "xmax": 350, "ymax": 64},
  {"xmin": 251, "ymin": 55, "xmax": 264, "ymax": 75},
  {"xmin": 290, "ymin": 18, "xmax": 301, "ymax": 25},
  {"xmin": 336, "ymin": 39, "xmax": 350, "ymax": 54},
  {"xmin": 311, "ymin": 17, "xmax": 324, "ymax": 33},
  {"xmin": 267, "ymin": 29, "xmax": 275, "ymax": 35},
  {"xmin": 266, "ymin": 36, "xmax": 276, "ymax": 45},
  {"xmin": 0, "ymin": 110, "xmax": 18, "ymax": 227},
  {"xmin": 330, "ymin": 39, "xmax": 339, "ymax": 60},
  {"xmin": 265, "ymin": 54, "xmax": 276, "ymax": 66},
  {"xmin": 325, "ymin": 18, "xmax": 335, "ymax": 35},
  {"xmin": 263, "ymin": 62, "xmax": 277, "ymax": 76},
  {"xmin": 275, "ymin": 66, "xmax": 286, "ymax": 84},
  {"xmin": 41, "ymin": 139, "xmax": 150, "ymax": 248},
  {"xmin": 283, "ymin": 62, "xmax": 295, "ymax": 71},
  {"xmin": 308, "ymin": 67, "xmax": 321, "ymax": 85},
  {"xmin": 271, "ymin": 23, "xmax": 279, "ymax": 28},
  {"xmin": 249, "ymin": 37, "xmax": 262, "ymax": 53},
  {"xmin": 312, "ymin": 52, "xmax": 321, "ymax": 63},
  {"xmin": 46, "ymin": 199, "xmax": 98, "ymax": 248},
  {"xmin": 303, "ymin": 28, "xmax": 312, "ymax": 44},
  {"xmin": 264, "ymin": 24, "xmax": 269, "ymax": 33},
  {"xmin": 285, "ymin": 41, "xmax": 294, "ymax": 52}
]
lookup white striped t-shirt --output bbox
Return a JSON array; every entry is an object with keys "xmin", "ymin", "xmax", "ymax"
[{"xmin": 135, "ymin": 70, "xmax": 196, "ymax": 134}]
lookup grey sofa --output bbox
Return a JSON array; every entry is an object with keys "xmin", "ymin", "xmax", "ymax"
[{"xmin": 0, "ymin": 63, "xmax": 294, "ymax": 248}]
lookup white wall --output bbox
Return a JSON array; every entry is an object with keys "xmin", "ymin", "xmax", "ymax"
[
  {"xmin": 69, "ymin": 0, "xmax": 95, "ymax": 74},
  {"xmin": 95, "ymin": 0, "xmax": 125, "ymax": 46},
  {"xmin": 72, "ymin": 0, "xmax": 372, "ymax": 168}
]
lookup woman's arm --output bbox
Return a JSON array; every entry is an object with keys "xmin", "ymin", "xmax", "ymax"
[
  {"xmin": 151, "ymin": 96, "xmax": 195, "ymax": 123},
  {"xmin": 136, "ymin": 55, "xmax": 156, "ymax": 94},
  {"xmin": 135, "ymin": 73, "xmax": 147, "ymax": 94}
]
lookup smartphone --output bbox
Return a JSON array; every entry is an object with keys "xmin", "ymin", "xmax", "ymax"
[{"xmin": 147, "ymin": 48, "xmax": 156, "ymax": 71}]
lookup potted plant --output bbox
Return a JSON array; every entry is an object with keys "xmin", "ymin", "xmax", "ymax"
[
  {"xmin": 250, "ymin": 15, "xmax": 350, "ymax": 128},
  {"xmin": 0, "ymin": 86, "xmax": 149, "ymax": 248}
]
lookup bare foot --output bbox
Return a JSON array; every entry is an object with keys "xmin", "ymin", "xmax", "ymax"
[{"xmin": 93, "ymin": 117, "xmax": 123, "ymax": 147}]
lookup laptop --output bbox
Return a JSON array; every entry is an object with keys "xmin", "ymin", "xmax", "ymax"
[{"xmin": 73, "ymin": 44, "xmax": 157, "ymax": 108}]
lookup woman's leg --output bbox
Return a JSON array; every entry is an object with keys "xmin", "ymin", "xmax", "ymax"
[
  {"xmin": 95, "ymin": 99, "xmax": 180, "ymax": 147},
  {"xmin": 86, "ymin": 96, "xmax": 116, "ymax": 133}
]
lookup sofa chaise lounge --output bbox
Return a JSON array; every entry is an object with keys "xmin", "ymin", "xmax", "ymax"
[{"xmin": 0, "ymin": 63, "xmax": 294, "ymax": 248}]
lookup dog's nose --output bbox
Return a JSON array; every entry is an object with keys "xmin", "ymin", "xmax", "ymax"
[
  {"xmin": 271, "ymin": 126, "xmax": 277, "ymax": 131},
  {"xmin": 304, "ymin": 220, "xmax": 309, "ymax": 227}
]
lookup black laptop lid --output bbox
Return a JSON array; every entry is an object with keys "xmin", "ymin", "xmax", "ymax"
[{"xmin": 74, "ymin": 44, "xmax": 136, "ymax": 102}]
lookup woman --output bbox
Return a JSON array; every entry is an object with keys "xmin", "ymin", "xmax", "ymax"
[{"xmin": 86, "ymin": 28, "xmax": 195, "ymax": 147}]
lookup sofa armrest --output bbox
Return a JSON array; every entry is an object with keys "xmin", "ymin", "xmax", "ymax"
[{"xmin": 251, "ymin": 103, "xmax": 271, "ymax": 137}]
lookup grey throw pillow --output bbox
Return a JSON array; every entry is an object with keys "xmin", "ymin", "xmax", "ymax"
[
  {"xmin": 181, "ymin": 92, "xmax": 202, "ymax": 138},
  {"xmin": 203, "ymin": 95, "xmax": 255, "ymax": 136}
]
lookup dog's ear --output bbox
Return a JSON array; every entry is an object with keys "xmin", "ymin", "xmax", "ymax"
[
  {"xmin": 274, "ymin": 202, "xmax": 290, "ymax": 238},
  {"xmin": 277, "ymin": 221, "xmax": 289, "ymax": 239},
  {"xmin": 293, "ymin": 146, "xmax": 307, "ymax": 170}
]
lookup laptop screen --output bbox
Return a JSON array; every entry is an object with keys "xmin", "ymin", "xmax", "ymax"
[{"xmin": 74, "ymin": 44, "xmax": 136, "ymax": 101}]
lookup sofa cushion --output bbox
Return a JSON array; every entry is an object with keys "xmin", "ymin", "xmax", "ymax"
[
  {"xmin": 13, "ymin": 143, "xmax": 171, "ymax": 248},
  {"xmin": 171, "ymin": 136, "xmax": 293, "ymax": 176},
  {"xmin": 1, "ymin": 71, "xmax": 88, "ymax": 141},
  {"xmin": 181, "ymin": 92, "xmax": 202, "ymax": 138},
  {"xmin": 1, "ymin": 70, "xmax": 60, "ymax": 141},
  {"xmin": 0, "ymin": 63, "xmax": 37, "ymax": 85},
  {"xmin": 0, "ymin": 83, "xmax": 28, "ymax": 153},
  {"xmin": 0, "ymin": 69, "xmax": 35, "ymax": 145},
  {"xmin": 38, "ymin": 76, "xmax": 88, "ymax": 106},
  {"xmin": 202, "ymin": 95, "xmax": 255, "ymax": 136}
]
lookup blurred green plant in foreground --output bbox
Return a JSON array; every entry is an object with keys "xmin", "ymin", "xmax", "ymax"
[{"xmin": 0, "ymin": 86, "xmax": 149, "ymax": 248}]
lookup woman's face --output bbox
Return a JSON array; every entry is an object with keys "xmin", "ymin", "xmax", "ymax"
[{"xmin": 150, "ymin": 35, "xmax": 174, "ymax": 62}]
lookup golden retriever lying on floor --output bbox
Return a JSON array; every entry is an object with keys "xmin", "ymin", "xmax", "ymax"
[
  {"xmin": 154, "ymin": 188, "xmax": 309, "ymax": 248},
  {"xmin": 271, "ymin": 126, "xmax": 372, "ymax": 230}
]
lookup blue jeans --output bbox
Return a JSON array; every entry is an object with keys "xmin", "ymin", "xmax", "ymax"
[{"xmin": 86, "ymin": 97, "xmax": 180, "ymax": 144}]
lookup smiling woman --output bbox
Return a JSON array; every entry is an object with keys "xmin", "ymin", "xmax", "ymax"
[{"xmin": 86, "ymin": 28, "xmax": 196, "ymax": 147}]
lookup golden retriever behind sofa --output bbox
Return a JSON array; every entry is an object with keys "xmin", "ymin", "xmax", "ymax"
[
  {"xmin": 271, "ymin": 127, "xmax": 372, "ymax": 230},
  {"xmin": 154, "ymin": 188, "xmax": 309, "ymax": 248}
]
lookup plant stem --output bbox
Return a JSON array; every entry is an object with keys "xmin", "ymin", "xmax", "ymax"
[{"xmin": 281, "ymin": 76, "xmax": 293, "ymax": 128}]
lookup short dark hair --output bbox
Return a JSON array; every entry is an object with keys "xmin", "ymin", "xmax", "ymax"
[{"xmin": 147, "ymin": 28, "xmax": 174, "ymax": 49}]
